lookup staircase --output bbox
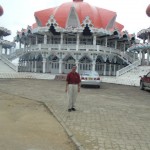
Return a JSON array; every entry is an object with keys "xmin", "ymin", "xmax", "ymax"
[
  {"xmin": 116, "ymin": 60, "xmax": 141, "ymax": 76},
  {"xmin": 0, "ymin": 55, "xmax": 18, "ymax": 72},
  {"xmin": 102, "ymin": 66, "xmax": 150, "ymax": 86},
  {"xmin": 2, "ymin": 48, "xmax": 26, "ymax": 60},
  {"xmin": 0, "ymin": 59, "xmax": 55, "ymax": 79},
  {"xmin": 0, "ymin": 59, "xmax": 16, "ymax": 73}
]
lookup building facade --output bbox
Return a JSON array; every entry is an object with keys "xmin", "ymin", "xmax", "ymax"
[
  {"xmin": 0, "ymin": 5, "xmax": 15, "ymax": 58},
  {"xmin": 14, "ymin": 0, "xmax": 138, "ymax": 75},
  {"xmin": 128, "ymin": 28, "xmax": 150, "ymax": 66}
]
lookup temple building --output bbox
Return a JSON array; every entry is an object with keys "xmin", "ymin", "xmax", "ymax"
[
  {"xmin": 0, "ymin": 27, "xmax": 15, "ymax": 55},
  {"xmin": 12, "ymin": 0, "xmax": 140, "ymax": 75},
  {"xmin": 127, "ymin": 4, "xmax": 150, "ymax": 67},
  {"xmin": 128, "ymin": 28, "xmax": 150, "ymax": 66},
  {"xmin": 0, "ymin": 5, "xmax": 15, "ymax": 61}
]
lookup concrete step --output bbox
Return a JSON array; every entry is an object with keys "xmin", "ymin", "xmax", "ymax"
[
  {"xmin": 1, "ymin": 58, "xmax": 149, "ymax": 87},
  {"xmin": 101, "ymin": 76, "xmax": 140, "ymax": 86},
  {"xmin": 0, "ymin": 72, "xmax": 55, "ymax": 80}
]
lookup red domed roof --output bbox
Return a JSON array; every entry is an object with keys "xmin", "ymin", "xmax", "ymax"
[
  {"xmin": 0, "ymin": 5, "xmax": 4, "ymax": 16},
  {"xmin": 34, "ymin": 0, "xmax": 123, "ymax": 30},
  {"xmin": 146, "ymin": 4, "xmax": 150, "ymax": 17}
]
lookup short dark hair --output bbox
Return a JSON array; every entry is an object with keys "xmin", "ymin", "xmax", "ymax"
[{"xmin": 72, "ymin": 65, "xmax": 77, "ymax": 68}]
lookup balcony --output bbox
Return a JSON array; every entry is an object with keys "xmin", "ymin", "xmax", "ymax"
[{"xmin": 11, "ymin": 43, "xmax": 136, "ymax": 64}]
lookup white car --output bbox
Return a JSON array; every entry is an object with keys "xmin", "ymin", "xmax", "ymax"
[{"xmin": 80, "ymin": 71, "xmax": 101, "ymax": 88}]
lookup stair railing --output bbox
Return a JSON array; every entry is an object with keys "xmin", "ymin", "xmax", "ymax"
[
  {"xmin": 0, "ymin": 55, "xmax": 18, "ymax": 72},
  {"xmin": 116, "ymin": 60, "xmax": 141, "ymax": 77}
]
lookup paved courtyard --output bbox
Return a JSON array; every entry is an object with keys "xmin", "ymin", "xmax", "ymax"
[{"xmin": 0, "ymin": 79, "xmax": 150, "ymax": 150}]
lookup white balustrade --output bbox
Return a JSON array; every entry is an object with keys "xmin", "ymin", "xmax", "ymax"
[
  {"xmin": 0, "ymin": 55, "xmax": 18, "ymax": 72},
  {"xmin": 116, "ymin": 60, "xmax": 141, "ymax": 76},
  {"xmin": 5, "ymin": 43, "xmax": 136, "ymax": 66}
]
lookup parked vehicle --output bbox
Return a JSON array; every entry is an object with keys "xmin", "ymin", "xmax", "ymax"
[
  {"xmin": 80, "ymin": 71, "xmax": 101, "ymax": 88},
  {"xmin": 140, "ymin": 71, "xmax": 150, "ymax": 90}
]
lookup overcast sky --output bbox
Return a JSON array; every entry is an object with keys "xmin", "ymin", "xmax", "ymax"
[{"xmin": 0, "ymin": 0, "xmax": 150, "ymax": 41}]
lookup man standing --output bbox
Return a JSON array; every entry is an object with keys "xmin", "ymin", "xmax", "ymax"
[{"xmin": 66, "ymin": 65, "xmax": 81, "ymax": 112}]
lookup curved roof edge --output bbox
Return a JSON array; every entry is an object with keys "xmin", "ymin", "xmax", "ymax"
[{"xmin": 34, "ymin": 1, "xmax": 119, "ymax": 30}]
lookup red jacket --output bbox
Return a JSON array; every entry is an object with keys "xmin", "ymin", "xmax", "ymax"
[{"xmin": 66, "ymin": 72, "xmax": 81, "ymax": 84}]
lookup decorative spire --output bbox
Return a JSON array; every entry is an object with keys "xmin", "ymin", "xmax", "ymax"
[{"xmin": 73, "ymin": 0, "xmax": 83, "ymax": 2}]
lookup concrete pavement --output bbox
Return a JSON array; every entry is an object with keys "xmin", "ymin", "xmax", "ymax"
[{"xmin": 0, "ymin": 79, "xmax": 150, "ymax": 150}]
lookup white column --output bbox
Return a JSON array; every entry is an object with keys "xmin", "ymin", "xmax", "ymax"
[
  {"xmin": 44, "ymin": 34, "xmax": 47, "ymax": 44},
  {"xmin": 10, "ymin": 47, "xmax": 13, "ymax": 54},
  {"xmin": 43, "ymin": 59, "xmax": 46, "ymax": 73},
  {"xmin": 139, "ymin": 50, "xmax": 142, "ymax": 65},
  {"xmin": 123, "ymin": 43, "xmax": 126, "ymax": 53},
  {"xmin": 24, "ymin": 40, "xmax": 26, "ymax": 50},
  {"xmin": 105, "ymin": 37, "xmax": 108, "ymax": 47},
  {"xmin": 30, "ymin": 61, "xmax": 32, "ymax": 72},
  {"xmin": 148, "ymin": 34, "xmax": 150, "ymax": 43},
  {"xmin": 109, "ymin": 64, "xmax": 111, "ymax": 76},
  {"xmin": 24, "ymin": 61, "xmax": 26, "ymax": 72},
  {"xmin": 75, "ymin": 60, "xmax": 79, "ymax": 73},
  {"xmin": 59, "ymin": 59, "xmax": 62, "ymax": 74},
  {"xmin": 147, "ymin": 50, "xmax": 150, "ymax": 66},
  {"xmin": 34, "ymin": 61, "xmax": 37, "ymax": 72},
  {"xmin": 32, "ymin": 61, "xmax": 34, "ymax": 72},
  {"xmin": 133, "ymin": 52, "xmax": 136, "ymax": 61},
  {"xmin": 48, "ymin": 62, "xmax": 51, "ymax": 73},
  {"xmin": 36, "ymin": 36, "xmax": 38, "ymax": 45},
  {"xmin": 29, "ymin": 60, "xmax": 32, "ymax": 72},
  {"xmin": 19, "ymin": 42, "xmax": 21, "ymax": 49},
  {"xmin": 60, "ymin": 33, "xmax": 63, "ymax": 44},
  {"xmin": 49, "ymin": 34, "xmax": 52, "ymax": 44},
  {"xmin": 113, "ymin": 65, "xmax": 116, "ymax": 76},
  {"xmin": 142, "ymin": 51, "xmax": 145, "ymax": 65},
  {"xmin": 27, "ymin": 61, "xmax": 29, "ymax": 72},
  {"xmin": 29, "ymin": 37, "xmax": 32, "ymax": 46},
  {"xmin": 22, "ymin": 61, "xmax": 24, "ymax": 72},
  {"xmin": 8, "ymin": 48, "xmax": 10, "ymax": 55},
  {"xmin": 59, "ymin": 33, "xmax": 63, "ymax": 51},
  {"xmin": 76, "ymin": 33, "xmax": 80, "ymax": 45},
  {"xmin": 76, "ymin": 33, "xmax": 80, "ymax": 51},
  {"xmin": 103, "ymin": 63, "xmax": 106, "ymax": 75},
  {"xmin": 93, "ymin": 34, "xmax": 96, "ymax": 45},
  {"xmin": 26, "ymin": 61, "xmax": 29, "ymax": 72},
  {"xmin": 92, "ymin": 61, "xmax": 96, "ymax": 71},
  {"xmin": 0, "ymin": 45, "xmax": 2, "ymax": 55},
  {"xmin": 5, "ymin": 48, "xmax": 7, "ymax": 55},
  {"xmin": 115, "ymin": 40, "xmax": 117, "ymax": 49},
  {"xmin": 27, "ymin": 61, "xmax": 31, "ymax": 72}
]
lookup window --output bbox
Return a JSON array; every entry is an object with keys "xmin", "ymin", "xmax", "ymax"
[{"xmin": 147, "ymin": 72, "xmax": 150, "ymax": 77}]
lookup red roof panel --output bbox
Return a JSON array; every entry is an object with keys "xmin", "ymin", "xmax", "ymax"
[
  {"xmin": 34, "ymin": 7, "xmax": 56, "ymax": 26},
  {"xmin": 33, "ymin": 1, "xmax": 123, "ymax": 30},
  {"xmin": 114, "ymin": 22, "xmax": 124, "ymax": 32}
]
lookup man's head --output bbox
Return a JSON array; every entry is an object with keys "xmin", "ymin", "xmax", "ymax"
[{"xmin": 71, "ymin": 65, "xmax": 77, "ymax": 73}]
